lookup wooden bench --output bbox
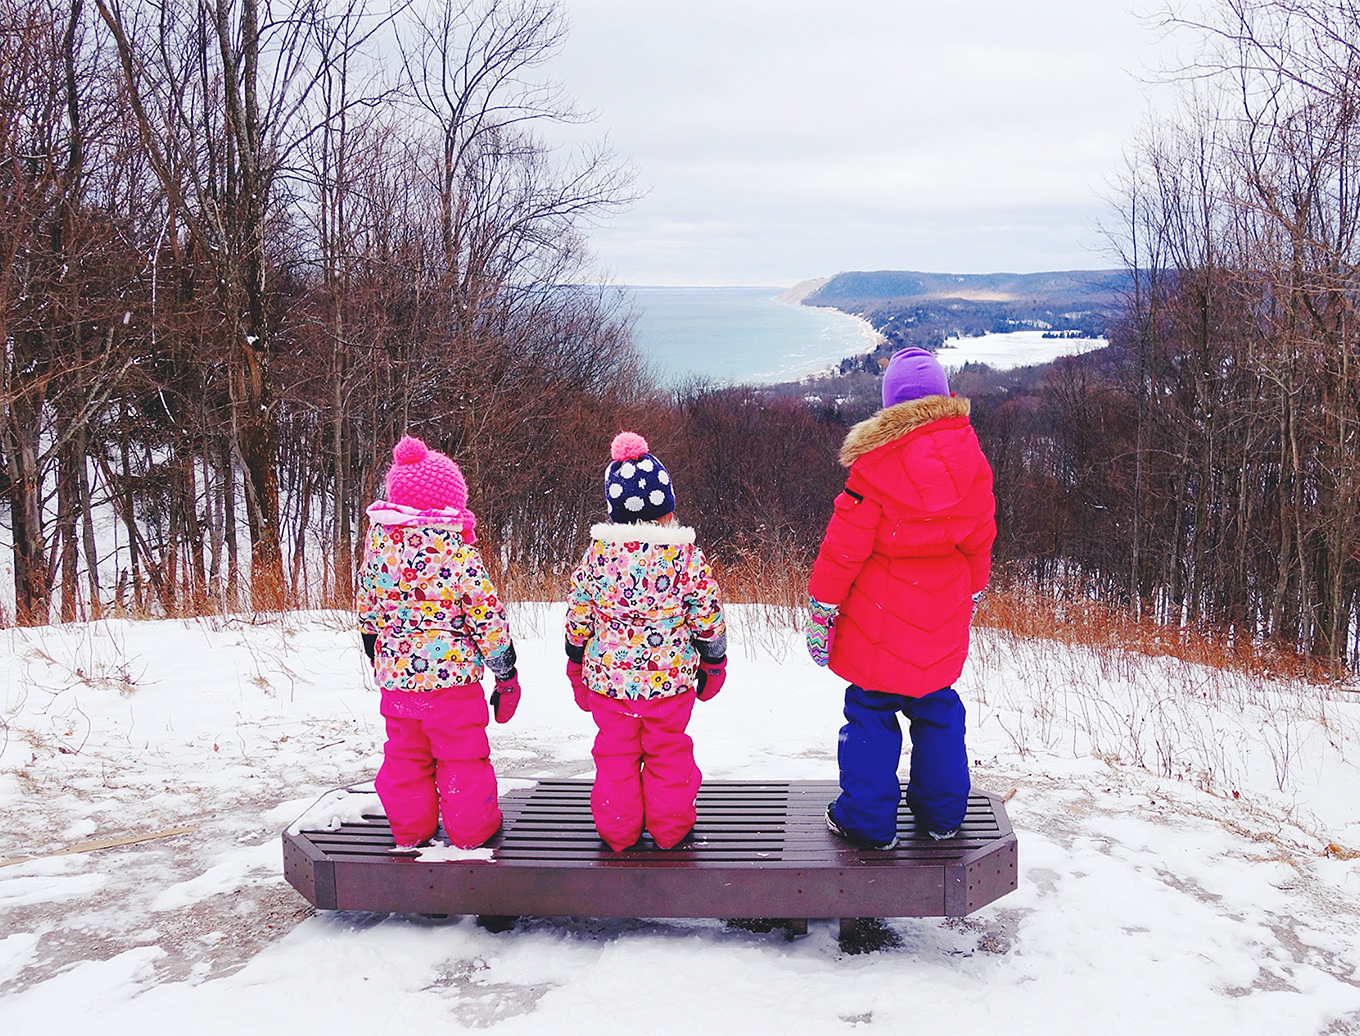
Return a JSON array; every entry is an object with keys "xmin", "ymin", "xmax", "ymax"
[{"xmin": 283, "ymin": 779, "xmax": 1017, "ymax": 936}]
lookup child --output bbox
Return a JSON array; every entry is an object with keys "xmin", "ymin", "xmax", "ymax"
[
  {"xmin": 564, "ymin": 431, "xmax": 727, "ymax": 851},
  {"xmin": 357, "ymin": 435, "xmax": 520, "ymax": 850},
  {"xmin": 807, "ymin": 347, "xmax": 996, "ymax": 849}
]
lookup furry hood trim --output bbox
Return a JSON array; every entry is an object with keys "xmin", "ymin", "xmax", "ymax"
[
  {"xmin": 840, "ymin": 395, "xmax": 971, "ymax": 468},
  {"xmin": 590, "ymin": 521, "xmax": 697, "ymax": 546}
]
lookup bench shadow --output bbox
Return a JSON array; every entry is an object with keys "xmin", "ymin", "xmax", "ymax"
[{"xmin": 331, "ymin": 907, "xmax": 1022, "ymax": 960}]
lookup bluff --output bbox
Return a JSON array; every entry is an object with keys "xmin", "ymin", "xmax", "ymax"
[{"xmin": 799, "ymin": 269, "xmax": 1132, "ymax": 368}]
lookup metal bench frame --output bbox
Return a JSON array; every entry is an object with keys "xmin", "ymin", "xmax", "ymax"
[{"xmin": 284, "ymin": 779, "xmax": 1017, "ymax": 929}]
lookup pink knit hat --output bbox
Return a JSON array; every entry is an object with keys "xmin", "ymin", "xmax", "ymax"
[{"xmin": 384, "ymin": 436, "xmax": 468, "ymax": 511}]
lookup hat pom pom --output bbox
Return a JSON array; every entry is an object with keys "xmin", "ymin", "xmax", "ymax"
[
  {"xmin": 393, "ymin": 435, "xmax": 428, "ymax": 466},
  {"xmin": 610, "ymin": 431, "xmax": 649, "ymax": 462}
]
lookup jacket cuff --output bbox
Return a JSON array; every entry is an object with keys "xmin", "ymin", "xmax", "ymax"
[
  {"xmin": 693, "ymin": 630, "xmax": 727, "ymax": 662},
  {"xmin": 809, "ymin": 596, "xmax": 838, "ymax": 624},
  {"xmin": 485, "ymin": 643, "xmax": 517, "ymax": 681}
]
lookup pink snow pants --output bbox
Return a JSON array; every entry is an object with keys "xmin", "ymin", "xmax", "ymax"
[
  {"xmin": 375, "ymin": 684, "xmax": 501, "ymax": 849},
  {"xmin": 588, "ymin": 690, "xmax": 701, "ymax": 851}
]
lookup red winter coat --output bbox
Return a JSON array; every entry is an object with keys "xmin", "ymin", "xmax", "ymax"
[{"xmin": 809, "ymin": 395, "xmax": 995, "ymax": 697}]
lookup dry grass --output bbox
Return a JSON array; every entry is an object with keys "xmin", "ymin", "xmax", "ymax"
[
  {"xmin": 14, "ymin": 556, "xmax": 1356, "ymax": 825},
  {"xmin": 29, "ymin": 551, "xmax": 1348, "ymax": 691},
  {"xmin": 961, "ymin": 586, "xmax": 1359, "ymax": 801},
  {"xmin": 708, "ymin": 553, "xmax": 1343, "ymax": 689},
  {"xmin": 974, "ymin": 587, "xmax": 1339, "ymax": 684}
]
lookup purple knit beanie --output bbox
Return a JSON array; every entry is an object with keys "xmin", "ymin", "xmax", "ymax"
[
  {"xmin": 384, "ymin": 436, "xmax": 469, "ymax": 511},
  {"xmin": 882, "ymin": 347, "xmax": 949, "ymax": 408}
]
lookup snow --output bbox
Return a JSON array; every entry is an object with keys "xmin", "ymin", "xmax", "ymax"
[
  {"xmin": 149, "ymin": 841, "xmax": 280, "ymax": 911},
  {"xmin": 936, "ymin": 330, "xmax": 1108, "ymax": 371},
  {"xmin": 1, "ymin": 605, "xmax": 1359, "ymax": 1034},
  {"xmin": 413, "ymin": 845, "xmax": 497, "ymax": 863},
  {"xmin": 0, "ymin": 857, "xmax": 106, "ymax": 907},
  {"xmin": 0, "ymin": 932, "xmax": 42, "ymax": 986}
]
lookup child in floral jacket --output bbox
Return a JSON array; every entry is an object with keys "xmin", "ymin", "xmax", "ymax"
[
  {"xmin": 357, "ymin": 435, "xmax": 520, "ymax": 850},
  {"xmin": 565, "ymin": 432, "xmax": 727, "ymax": 851}
]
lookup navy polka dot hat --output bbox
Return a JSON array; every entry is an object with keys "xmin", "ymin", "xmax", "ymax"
[{"xmin": 605, "ymin": 431, "xmax": 676, "ymax": 523}]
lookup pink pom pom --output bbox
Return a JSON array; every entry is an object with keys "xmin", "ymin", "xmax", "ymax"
[
  {"xmin": 392, "ymin": 435, "xmax": 428, "ymax": 465},
  {"xmin": 610, "ymin": 431, "xmax": 649, "ymax": 462}
]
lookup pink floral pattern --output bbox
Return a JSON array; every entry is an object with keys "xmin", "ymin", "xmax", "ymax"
[
  {"xmin": 566, "ymin": 524, "xmax": 725, "ymax": 700},
  {"xmin": 357, "ymin": 523, "xmax": 512, "ymax": 693}
]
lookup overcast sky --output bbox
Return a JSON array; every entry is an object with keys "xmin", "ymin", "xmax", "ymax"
[{"xmin": 546, "ymin": 0, "xmax": 1179, "ymax": 286}]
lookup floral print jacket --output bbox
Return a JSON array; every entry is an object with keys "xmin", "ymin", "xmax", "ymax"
[
  {"xmin": 357, "ymin": 520, "xmax": 514, "ymax": 693},
  {"xmin": 565, "ymin": 522, "xmax": 726, "ymax": 700}
]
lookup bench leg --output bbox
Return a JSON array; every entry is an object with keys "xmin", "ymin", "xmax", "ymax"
[
  {"xmin": 838, "ymin": 917, "xmax": 900, "ymax": 954},
  {"xmin": 476, "ymin": 915, "xmax": 517, "ymax": 933},
  {"xmin": 725, "ymin": 918, "xmax": 808, "ymax": 939}
]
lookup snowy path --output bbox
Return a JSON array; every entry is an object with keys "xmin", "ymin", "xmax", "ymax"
[{"xmin": 1, "ymin": 608, "xmax": 1359, "ymax": 1034}]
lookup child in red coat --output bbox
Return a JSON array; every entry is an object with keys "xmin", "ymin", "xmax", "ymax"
[{"xmin": 807, "ymin": 348, "xmax": 996, "ymax": 848}]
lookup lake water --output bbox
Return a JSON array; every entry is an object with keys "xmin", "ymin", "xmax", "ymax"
[{"xmin": 625, "ymin": 286, "xmax": 881, "ymax": 386}]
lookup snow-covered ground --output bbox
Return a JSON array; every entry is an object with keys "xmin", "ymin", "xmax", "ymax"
[
  {"xmin": 936, "ymin": 330, "xmax": 1107, "ymax": 371},
  {"xmin": 1, "ymin": 606, "xmax": 1359, "ymax": 1035}
]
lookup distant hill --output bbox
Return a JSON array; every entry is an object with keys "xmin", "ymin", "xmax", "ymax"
[{"xmin": 793, "ymin": 269, "xmax": 1132, "ymax": 363}]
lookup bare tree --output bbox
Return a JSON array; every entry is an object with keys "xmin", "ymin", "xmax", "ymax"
[
  {"xmin": 975, "ymin": 0, "xmax": 1360, "ymax": 665},
  {"xmin": 93, "ymin": 0, "xmax": 350, "ymax": 607},
  {"xmin": 0, "ymin": 0, "xmax": 140, "ymax": 624}
]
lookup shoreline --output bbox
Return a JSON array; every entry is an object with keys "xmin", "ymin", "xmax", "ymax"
[
  {"xmin": 629, "ymin": 285, "xmax": 881, "ymax": 386},
  {"xmin": 771, "ymin": 293, "xmax": 885, "ymax": 384},
  {"xmin": 796, "ymin": 301, "xmax": 885, "ymax": 351},
  {"xmin": 766, "ymin": 294, "xmax": 884, "ymax": 383}
]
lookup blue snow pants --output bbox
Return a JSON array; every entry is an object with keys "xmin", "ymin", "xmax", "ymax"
[{"xmin": 831, "ymin": 683, "xmax": 970, "ymax": 844}]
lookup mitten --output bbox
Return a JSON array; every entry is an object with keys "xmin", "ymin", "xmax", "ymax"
[
  {"xmin": 696, "ymin": 657, "xmax": 727, "ymax": 701},
  {"xmin": 566, "ymin": 660, "xmax": 591, "ymax": 712},
  {"xmin": 490, "ymin": 671, "xmax": 520, "ymax": 723},
  {"xmin": 805, "ymin": 597, "xmax": 837, "ymax": 667},
  {"xmin": 361, "ymin": 631, "xmax": 377, "ymax": 665}
]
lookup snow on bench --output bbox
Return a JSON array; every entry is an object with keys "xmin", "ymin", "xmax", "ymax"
[{"xmin": 282, "ymin": 779, "xmax": 1017, "ymax": 931}]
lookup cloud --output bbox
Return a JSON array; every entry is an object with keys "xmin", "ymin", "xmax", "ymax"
[{"xmin": 551, "ymin": 0, "xmax": 1173, "ymax": 284}]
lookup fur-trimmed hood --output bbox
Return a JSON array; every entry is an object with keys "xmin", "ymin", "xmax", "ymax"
[
  {"xmin": 840, "ymin": 394, "xmax": 971, "ymax": 467},
  {"xmin": 837, "ymin": 393, "xmax": 983, "ymax": 514},
  {"xmin": 590, "ymin": 521, "xmax": 697, "ymax": 546}
]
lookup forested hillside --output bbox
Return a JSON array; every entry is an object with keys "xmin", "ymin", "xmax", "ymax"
[
  {"xmin": 801, "ymin": 269, "xmax": 1128, "ymax": 368},
  {"xmin": 5, "ymin": 0, "xmax": 1360, "ymax": 674},
  {"xmin": 962, "ymin": 0, "xmax": 1360, "ymax": 668},
  {"xmin": 0, "ymin": 0, "xmax": 645, "ymax": 621}
]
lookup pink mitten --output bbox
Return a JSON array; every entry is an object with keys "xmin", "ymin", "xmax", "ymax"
[
  {"xmin": 491, "ymin": 672, "xmax": 520, "ymax": 723},
  {"xmin": 566, "ymin": 660, "xmax": 591, "ymax": 712},
  {"xmin": 696, "ymin": 658, "xmax": 727, "ymax": 701}
]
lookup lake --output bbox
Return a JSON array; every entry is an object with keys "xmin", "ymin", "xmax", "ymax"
[{"xmin": 625, "ymin": 286, "xmax": 881, "ymax": 386}]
